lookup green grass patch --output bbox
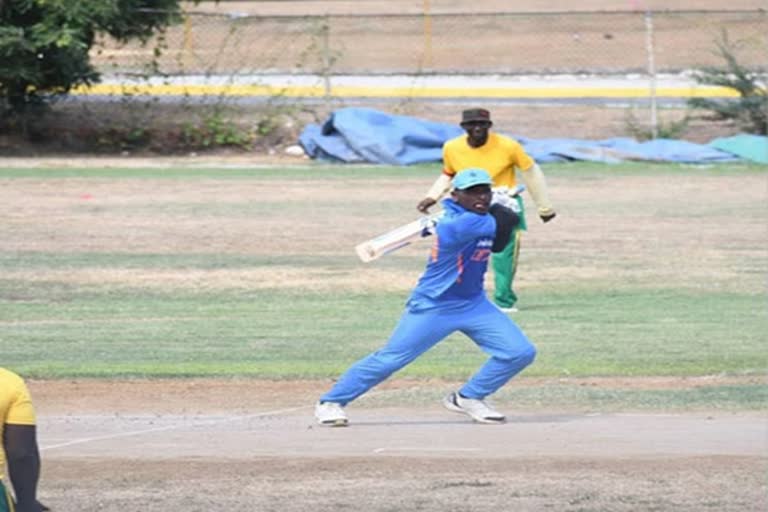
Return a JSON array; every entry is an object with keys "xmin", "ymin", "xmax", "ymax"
[
  {"xmin": 1, "ymin": 163, "xmax": 766, "ymax": 411},
  {"xmin": 0, "ymin": 161, "xmax": 765, "ymax": 180},
  {"xmin": 2, "ymin": 285, "xmax": 764, "ymax": 379},
  {"xmin": 357, "ymin": 382, "xmax": 768, "ymax": 412}
]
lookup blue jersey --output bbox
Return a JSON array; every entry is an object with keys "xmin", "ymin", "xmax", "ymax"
[{"xmin": 407, "ymin": 198, "xmax": 496, "ymax": 311}]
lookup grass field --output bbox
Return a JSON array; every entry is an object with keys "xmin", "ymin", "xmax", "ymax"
[{"xmin": 1, "ymin": 162, "xmax": 766, "ymax": 410}]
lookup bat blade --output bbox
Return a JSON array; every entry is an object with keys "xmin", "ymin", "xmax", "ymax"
[{"xmin": 355, "ymin": 212, "xmax": 442, "ymax": 263}]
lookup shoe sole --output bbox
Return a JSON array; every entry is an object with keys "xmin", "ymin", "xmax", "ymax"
[
  {"xmin": 442, "ymin": 394, "xmax": 506, "ymax": 424},
  {"xmin": 318, "ymin": 418, "xmax": 349, "ymax": 427}
]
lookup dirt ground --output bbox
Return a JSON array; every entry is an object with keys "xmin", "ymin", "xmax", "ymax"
[{"xmin": 29, "ymin": 378, "xmax": 768, "ymax": 512}]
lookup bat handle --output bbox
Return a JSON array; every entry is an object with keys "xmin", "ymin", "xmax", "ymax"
[{"xmin": 355, "ymin": 242, "xmax": 378, "ymax": 262}]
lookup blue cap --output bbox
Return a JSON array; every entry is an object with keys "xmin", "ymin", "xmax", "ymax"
[{"xmin": 453, "ymin": 168, "xmax": 493, "ymax": 190}]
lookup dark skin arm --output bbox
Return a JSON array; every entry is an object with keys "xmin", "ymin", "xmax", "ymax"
[
  {"xmin": 417, "ymin": 197, "xmax": 437, "ymax": 213},
  {"xmin": 489, "ymin": 204, "xmax": 519, "ymax": 252},
  {"xmin": 540, "ymin": 211, "xmax": 556, "ymax": 223},
  {"xmin": 4, "ymin": 424, "xmax": 44, "ymax": 512}
]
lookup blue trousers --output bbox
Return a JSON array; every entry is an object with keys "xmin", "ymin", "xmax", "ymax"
[{"xmin": 320, "ymin": 296, "xmax": 536, "ymax": 406}]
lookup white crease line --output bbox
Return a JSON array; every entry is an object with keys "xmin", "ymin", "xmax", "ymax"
[
  {"xmin": 40, "ymin": 384, "xmax": 444, "ymax": 452},
  {"xmin": 41, "ymin": 405, "xmax": 310, "ymax": 451},
  {"xmin": 373, "ymin": 447, "xmax": 482, "ymax": 454},
  {"xmin": 42, "ymin": 424, "xmax": 183, "ymax": 451}
]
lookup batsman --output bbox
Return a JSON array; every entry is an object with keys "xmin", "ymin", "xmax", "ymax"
[
  {"xmin": 316, "ymin": 169, "xmax": 535, "ymax": 426},
  {"xmin": 418, "ymin": 108, "xmax": 557, "ymax": 312}
]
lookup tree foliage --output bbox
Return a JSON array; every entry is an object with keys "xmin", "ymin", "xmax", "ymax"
[
  {"xmin": 0, "ymin": 0, "xmax": 185, "ymax": 114},
  {"xmin": 687, "ymin": 30, "xmax": 768, "ymax": 135}
]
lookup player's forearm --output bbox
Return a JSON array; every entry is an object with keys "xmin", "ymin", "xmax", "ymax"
[
  {"xmin": 8, "ymin": 454, "xmax": 40, "ymax": 511},
  {"xmin": 520, "ymin": 163, "xmax": 555, "ymax": 216},
  {"xmin": 425, "ymin": 173, "xmax": 453, "ymax": 200},
  {"xmin": 489, "ymin": 204, "xmax": 518, "ymax": 252},
  {"xmin": 4, "ymin": 425, "xmax": 41, "ymax": 511}
]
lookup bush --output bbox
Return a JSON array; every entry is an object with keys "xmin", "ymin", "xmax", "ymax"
[
  {"xmin": 624, "ymin": 109, "xmax": 690, "ymax": 141},
  {"xmin": 687, "ymin": 30, "xmax": 768, "ymax": 135},
  {"xmin": 181, "ymin": 112, "xmax": 253, "ymax": 150}
]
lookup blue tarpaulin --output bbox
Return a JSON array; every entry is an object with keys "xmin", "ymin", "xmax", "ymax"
[
  {"xmin": 299, "ymin": 108, "xmax": 463, "ymax": 165},
  {"xmin": 709, "ymin": 134, "xmax": 768, "ymax": 164},
  {"xmin": 299, "ymin": 107, "xmax": 761, "ymax": 165}
]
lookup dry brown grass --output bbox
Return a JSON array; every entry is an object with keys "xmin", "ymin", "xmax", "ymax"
[{"xmin": 2, "ymin": 168, "xmax": 765, "ymax": 295}]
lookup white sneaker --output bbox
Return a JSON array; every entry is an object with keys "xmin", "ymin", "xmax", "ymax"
[
  {"xmin": 442, "ymin": 392, "xmax": 506, "ymax": 424},
  {"xmin": 314, "ymin": 401, "xmax": 349, "ymax": 427},
  {"xmin": 499, "ymin": 306, "xmax": 519, "ymax": 313}
]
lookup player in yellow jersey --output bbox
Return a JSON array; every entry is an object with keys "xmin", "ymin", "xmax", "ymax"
[
  {"xmin": 0, "ymin": 368, "xmax": 46, "ymax": 512},
  {"xmin": 417, "ymin": 108, "xmax": 556, "ymax": 312}
]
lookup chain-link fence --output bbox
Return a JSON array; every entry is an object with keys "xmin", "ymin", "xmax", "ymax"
[
  {"xmin": 90, "ymin": 10, "xmax": 766, "ymax": 77},
  {"xmin": 63, "ymin": 9, "xmax": 766, "ymax": 147}
]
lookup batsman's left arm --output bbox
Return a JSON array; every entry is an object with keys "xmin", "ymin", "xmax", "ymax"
[{"xmin": 489, "ymin": 204, "xmax": 518, "ymax": 252}]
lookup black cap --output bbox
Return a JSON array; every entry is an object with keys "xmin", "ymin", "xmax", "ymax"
[{"xmin": 461, "ymin": 108, "xmax": 492, "ymax": 124}]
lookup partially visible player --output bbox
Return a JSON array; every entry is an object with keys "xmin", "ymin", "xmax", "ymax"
[
  {"xmin": 1, "ymin": 368, "xmax": 46, "ymax": 512},
  {"xmin": 417, "ymin": 108, "xmax": 556, "ymax": 312},
  {"xmin": 315, "ymin": 169, "xmax": 537, "ymax": 426}
]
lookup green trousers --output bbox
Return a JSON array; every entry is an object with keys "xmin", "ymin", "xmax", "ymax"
[
  {"xmin": 0, "ymin": 480, "xmax": 12, "ymax": 512},
  {"xmin": 492, "ymin": 195, "xmax": 526, "ymax": 309},
  {"xmin": 492, "ymin": 228, "xmax": 522, "ymax": 308}
]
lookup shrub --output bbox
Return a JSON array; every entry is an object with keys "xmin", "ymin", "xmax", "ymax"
[
  {"xmin": 624, "ymin": 109, "xmax": 690, "ymax": 141},
  {"xmin": 687, "ymin": 30, "xmax": 768, "ymax": 135}
]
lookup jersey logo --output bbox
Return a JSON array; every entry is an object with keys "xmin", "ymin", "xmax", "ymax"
[
  {"xmin": 470, "ymin": 248, "xmax": 491, "ymax": 262},
  {"xmin": 430, "ymin": 235, "xmax": 440, "ymax": 262}
]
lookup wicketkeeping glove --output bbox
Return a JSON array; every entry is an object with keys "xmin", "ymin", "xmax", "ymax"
[{"xmin": 491, "ymin": 185, "xmax": 525, "ymax": 213}]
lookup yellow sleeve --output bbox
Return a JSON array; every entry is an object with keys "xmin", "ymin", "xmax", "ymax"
[
  {"xmin": 511, "ymin": 140, "xmax": 534, "ymax": 171},
  {"xmin": 519, "ymin": 163, "xmax": 555, "ymax": 215},
  {"xmin": 442, "ymin": 143, "xmax": 457, "ymax": 176},
  {"xmin": 5, "ymin": 376, "xmax": 36, "ymax": 426}
]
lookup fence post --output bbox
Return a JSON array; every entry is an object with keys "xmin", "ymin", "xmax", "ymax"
[
  {"xmin": 644, "ymin": 10, "xmax": 659, "ymax": 139},
  {"xmin": 321, "ymin": 15, "xmax": 332, "ymax": 104},
  {"xmin": 423, "ymin": 0, "xmax": 432, "ymax": 69},
  {"xmin": 180, "ymin": 13, "xmax": 193, "ymax": 72}
]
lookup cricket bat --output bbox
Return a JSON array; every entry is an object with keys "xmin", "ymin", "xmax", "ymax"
[
  {"xmin": 354, "ymin": 184, "xmax": 526, "ymax": 263},
  {"xmin": 355, "ymin": 212, "xmax": 443, "ymax": 263}
]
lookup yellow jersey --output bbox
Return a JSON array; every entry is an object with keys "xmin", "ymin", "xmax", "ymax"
[
  {"xmin": 0, "ymin": 368, "xmax": 36, "ymax": 480},
  {"xmin": 442, "ymin": 132, "xmax": 534, "ymax": 188}
]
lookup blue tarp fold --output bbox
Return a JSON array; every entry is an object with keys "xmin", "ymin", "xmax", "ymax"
[
  {"xmin": 299, "ymin": 108, "xmax": 763, "ymax": 165},
  {"xmin": 299, "ymin": 108, "xmax": 462, "ymax": 165}
]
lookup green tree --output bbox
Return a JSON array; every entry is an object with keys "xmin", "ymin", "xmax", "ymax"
[{"xmin": 0, "ymin": 0, "xmax": 186, "ymax": 115}]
